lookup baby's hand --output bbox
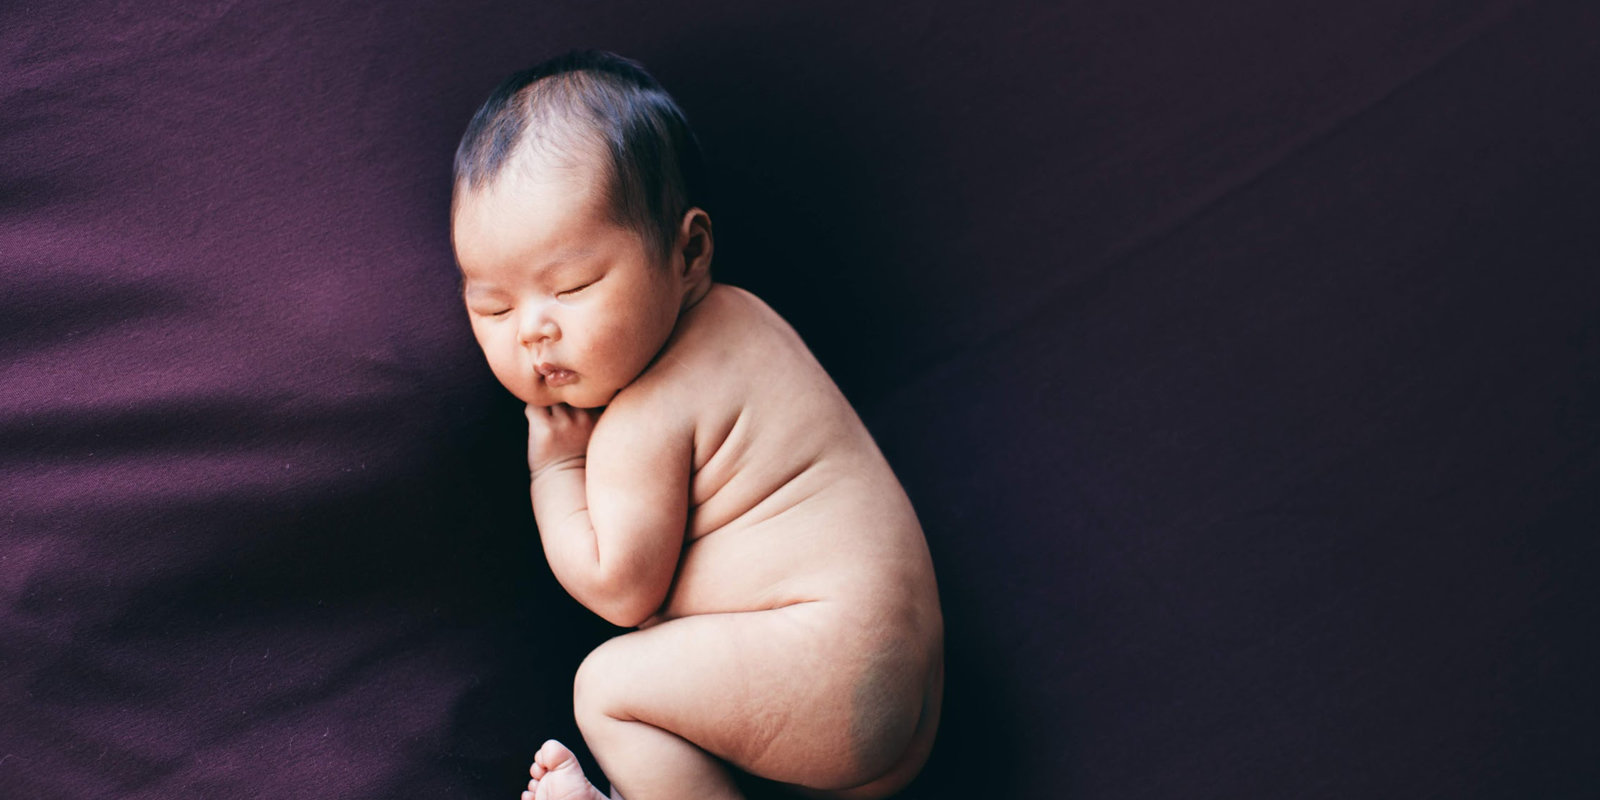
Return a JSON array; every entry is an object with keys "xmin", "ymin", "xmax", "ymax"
[{"xmin": 526, "ymin": 403, "xmax": 600, "ymax": 479}]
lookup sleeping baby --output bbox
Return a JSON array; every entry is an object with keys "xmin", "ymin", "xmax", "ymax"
[{"xmin": 449, "ymin": 50, "xmax": 943, "ymax": 800}]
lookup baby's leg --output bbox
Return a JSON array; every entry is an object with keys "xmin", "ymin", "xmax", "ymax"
[{"xmin": 572, "ymin": 601, "xmax": 929, "ymax": 800}]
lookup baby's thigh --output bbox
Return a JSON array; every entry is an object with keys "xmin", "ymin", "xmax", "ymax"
[{"xmin": 573, "ymin": 601, "xmax": 927, "ymax": 792}]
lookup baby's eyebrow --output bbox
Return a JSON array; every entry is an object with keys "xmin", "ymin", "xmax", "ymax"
[
  {"xmin": 460, "ymin": 282, "xmax": 502, "ymax": 299},
  {"xmin": 539, "ymin": 245, "xmax": 596, "ymax": 271}
]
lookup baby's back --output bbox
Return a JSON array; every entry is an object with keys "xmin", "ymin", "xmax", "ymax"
[
  {"xmin": 624, "ymin": 283, "xmax": 938, "ymax": 630},
  {"xmin": 601, "ymin": 282, "xmax": 944, "ymax": 795}
]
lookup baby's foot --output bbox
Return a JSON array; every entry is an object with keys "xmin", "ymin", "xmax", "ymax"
[{"xmin": 524, "ymin": 739, "xmax": 609, "ymax": 800}]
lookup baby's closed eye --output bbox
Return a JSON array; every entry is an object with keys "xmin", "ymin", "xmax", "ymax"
[{"xmin": 559, "ymin": 277, "xmax": 600, "ymax": 296}]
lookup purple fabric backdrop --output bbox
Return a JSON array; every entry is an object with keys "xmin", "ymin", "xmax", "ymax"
[{"xmin": 3, "ymin": 1, "xmax": 1597, "ymax": 798}]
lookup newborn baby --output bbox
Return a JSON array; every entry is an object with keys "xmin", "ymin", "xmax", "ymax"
[{"xmin": 450, "ymin": 50, "xmax": 943, "ymax": 800}]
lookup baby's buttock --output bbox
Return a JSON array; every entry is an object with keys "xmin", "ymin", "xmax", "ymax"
[
  {"xmin": 652, "ymin": 511, "xmax": 944, "ymax": 791},
  {"xmin": 774, "ymin": 597, "xmax": 943, "ymax": 792}
]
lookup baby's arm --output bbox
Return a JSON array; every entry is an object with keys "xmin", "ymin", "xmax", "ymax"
[{"xmin": 526, "ymin": 400, "xmax": 691, "ymax": 628}]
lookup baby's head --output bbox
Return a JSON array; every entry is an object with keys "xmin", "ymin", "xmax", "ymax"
[{"xmin": 451, "ymin": 50, "xmax": 712, "ymax": 408}]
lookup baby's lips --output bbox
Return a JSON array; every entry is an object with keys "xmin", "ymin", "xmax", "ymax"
[{"xmin": 536, "ymin": 362, "xmax": 579, "ymax": 386}]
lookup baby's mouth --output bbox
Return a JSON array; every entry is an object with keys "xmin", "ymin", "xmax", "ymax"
[{"xmin": 536, "ymin": 363, "xmax": 578, "ymax": 387}]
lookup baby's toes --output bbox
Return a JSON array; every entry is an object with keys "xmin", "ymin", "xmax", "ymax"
[
  {"xmin": 530, "ymin": 759, "xmax": 547, "ymax": 780},
  {"xmin": 534, "ymin": 739, "xmax": 578, "ymax": 772}
]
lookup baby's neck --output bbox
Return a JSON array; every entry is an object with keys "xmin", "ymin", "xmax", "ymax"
[{"xmin": 680, "ymin": 276, "xmax": 714, "ymax": 314}]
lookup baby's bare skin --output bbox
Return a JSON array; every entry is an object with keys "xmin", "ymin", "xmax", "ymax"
[{"xmin": 454, "ymin": 151, "xmax": 941, "ymax": 800}]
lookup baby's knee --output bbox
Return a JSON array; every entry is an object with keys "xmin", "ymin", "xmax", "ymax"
[{"xmin": 572, "ymin": 636, "xmax": 631, "ymax": 727}]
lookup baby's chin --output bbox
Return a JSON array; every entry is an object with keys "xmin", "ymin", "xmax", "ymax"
[{"xmin": 512, "ymin": 378, "xmax": 619, "ymax": 409}]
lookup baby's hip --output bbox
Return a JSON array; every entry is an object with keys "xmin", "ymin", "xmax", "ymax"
[
  {"xmin": 756, "ymin": 597, "xmax": 943, "ymax": 783},
  {"xmin": 591, "ymin": 597, "xmax": 940, "ymax": 789}
]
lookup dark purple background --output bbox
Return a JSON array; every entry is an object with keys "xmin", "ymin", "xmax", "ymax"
[{"xmin": 4, "ymin": 1, "xmax": 1597, "ymax": 798}]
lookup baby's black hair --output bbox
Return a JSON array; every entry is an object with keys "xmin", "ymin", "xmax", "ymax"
[{"xmin": 452, "ymin": 50, "xmax": 706, "ymax": 265}]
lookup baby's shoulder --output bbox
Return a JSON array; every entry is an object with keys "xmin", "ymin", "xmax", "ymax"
[
  {"xmin": 686, "ymin": 283, "xmax": 810, "ymax": 364},
  {"xmin": 680, "ymin": 282, "xmax": 778, "ymax": 340},
  {"xmin": 656, "ymin": 283, "xmax": 796, "ymax": 376}
]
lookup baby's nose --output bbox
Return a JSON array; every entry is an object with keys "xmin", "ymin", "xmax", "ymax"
[{"xmin": 519, "ymin": 309, "xmax": 560, "ymax": 345}]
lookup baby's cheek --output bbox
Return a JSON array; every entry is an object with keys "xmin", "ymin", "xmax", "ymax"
[{"xmin": 488, "ymin": 354, "xmax": 536, "ymax": 403}]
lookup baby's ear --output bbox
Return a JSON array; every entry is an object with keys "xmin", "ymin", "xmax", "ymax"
[{"xmin": 677, "ymin": 207, "xmax": 713, "ymax": 278}]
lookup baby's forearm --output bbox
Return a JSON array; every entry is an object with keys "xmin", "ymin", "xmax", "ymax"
[{"xmin": 530, "ymin": 460, "xmax": 649, "ymax": 626}]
